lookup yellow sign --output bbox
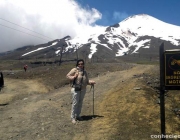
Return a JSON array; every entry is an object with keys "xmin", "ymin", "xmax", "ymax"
[{"xmin": 165, "ymin": 51, "xmax": 180, "ymax": 86}]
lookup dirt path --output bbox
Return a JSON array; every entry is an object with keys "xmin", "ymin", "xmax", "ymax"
[{"xmin": 0, "ymin": 64, "xmax": 164, "ymax": 140}]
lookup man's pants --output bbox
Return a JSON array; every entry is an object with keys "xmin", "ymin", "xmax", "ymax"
[{"xmin": 71, "ymin": 88, "xmax": 86, "ymax": 119}]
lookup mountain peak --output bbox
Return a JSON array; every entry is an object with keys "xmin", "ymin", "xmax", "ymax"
[
  {"xmin": 121, "ymin": 14, "xmax": 156, "ymax": 24},
  {"xmin": 130, "ymin": 14, "xmax": 151, "ymax": 18}
]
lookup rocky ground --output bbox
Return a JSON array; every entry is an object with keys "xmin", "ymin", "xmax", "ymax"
[{"xmin": 0, "ymin": 61, "xmax": 180, "ymax": 140}]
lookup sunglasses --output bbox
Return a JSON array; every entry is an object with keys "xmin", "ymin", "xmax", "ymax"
[{"xmin": 78, "ymin": 63, "xmax": 84, "ymax": 66}]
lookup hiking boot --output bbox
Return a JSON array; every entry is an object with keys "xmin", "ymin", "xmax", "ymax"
[{"xmin": 72, "ymin": 119, "xmax": 77, "ymax": 124}]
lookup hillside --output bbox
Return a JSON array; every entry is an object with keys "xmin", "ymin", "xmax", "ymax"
[{"xmin": 0, "ymin": 61, "xmax": 180, "ymax": 140}]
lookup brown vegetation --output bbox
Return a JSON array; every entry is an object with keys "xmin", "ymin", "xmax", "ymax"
[{"xmin": 0, "ymin": 60, "xmax": 180, "ymax": 140}]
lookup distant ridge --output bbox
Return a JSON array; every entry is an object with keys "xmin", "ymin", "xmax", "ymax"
[{"xmin": 1, "ymin": 14, "xmax": 180, "ymax": 60}]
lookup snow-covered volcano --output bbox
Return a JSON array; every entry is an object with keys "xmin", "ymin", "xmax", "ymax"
[{"xmin": 3, "ymin": 14, "xmax": 180, "ymax": 60}]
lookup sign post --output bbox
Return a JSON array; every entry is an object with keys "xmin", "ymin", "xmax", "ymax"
[
  {"xmin": 159, "ymin": 43, "xmax": 180, "ymax": 139},
  {"xmin": 159, "ymin": 43, "xmax": 166, "ymax": 139}
]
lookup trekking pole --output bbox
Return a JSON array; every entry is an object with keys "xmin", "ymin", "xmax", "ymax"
[{"xmin": 92, "ymin": 84, "xmax": 95, "ymax": 116}]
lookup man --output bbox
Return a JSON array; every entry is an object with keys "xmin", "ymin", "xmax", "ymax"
[{"xmin": 24, "ymin": 65, "xmax": 28, "ymax": 72}]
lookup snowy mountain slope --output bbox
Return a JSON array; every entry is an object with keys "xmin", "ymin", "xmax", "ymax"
[
  {"xmin": 62, "ymin": 14, "xmax": 180, "ymax": 58},
  {"xmin": 1, "ymin": 14, "xmax": 180, "ymax": 60}
]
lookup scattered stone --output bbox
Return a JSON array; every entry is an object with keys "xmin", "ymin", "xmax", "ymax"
[
  {"xmin": 173, "ymin": 108, "xmax": 180, "ymax": 112},
  {"xmin": 134, "ymin": 87, "xmax": 141, "ymax": 90},
  {"xmin": 157, "ymin": 99, "xmax": 160, "ymax": 104}
]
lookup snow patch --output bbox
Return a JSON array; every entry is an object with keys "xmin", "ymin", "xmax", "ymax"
[
  {"xmin": 89, "ymin": 43, "xmax": 97, "ymax": 58},
  {"xmin": 22, "ymin": 42, "xmax": 58, "ymax": 56}
]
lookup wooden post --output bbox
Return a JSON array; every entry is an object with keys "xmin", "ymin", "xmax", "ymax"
[
  {"xmin": 59, "ymin": 45, "xmax": 64, "ymax": 66},
  {"xmin": 75, "ymin": 45, "xmax": 79, "ymax": 60}
]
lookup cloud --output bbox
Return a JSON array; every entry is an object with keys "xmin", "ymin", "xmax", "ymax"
[
  {"xmin": 0, "ymin": 0, "xmax": 103, "ymax": 52},
  {"xmin": 113, "ymin": 11, "xmax": 129, "ymax": 21}
]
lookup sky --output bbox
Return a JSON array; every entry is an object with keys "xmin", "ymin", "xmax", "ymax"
[
  {"xmin": 0, "ymin": 0, "xmax": 180, "ymax": 53},
  {"xmin": 78, "ymin": 0, "xmax": 180, "ymax": 26}
]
